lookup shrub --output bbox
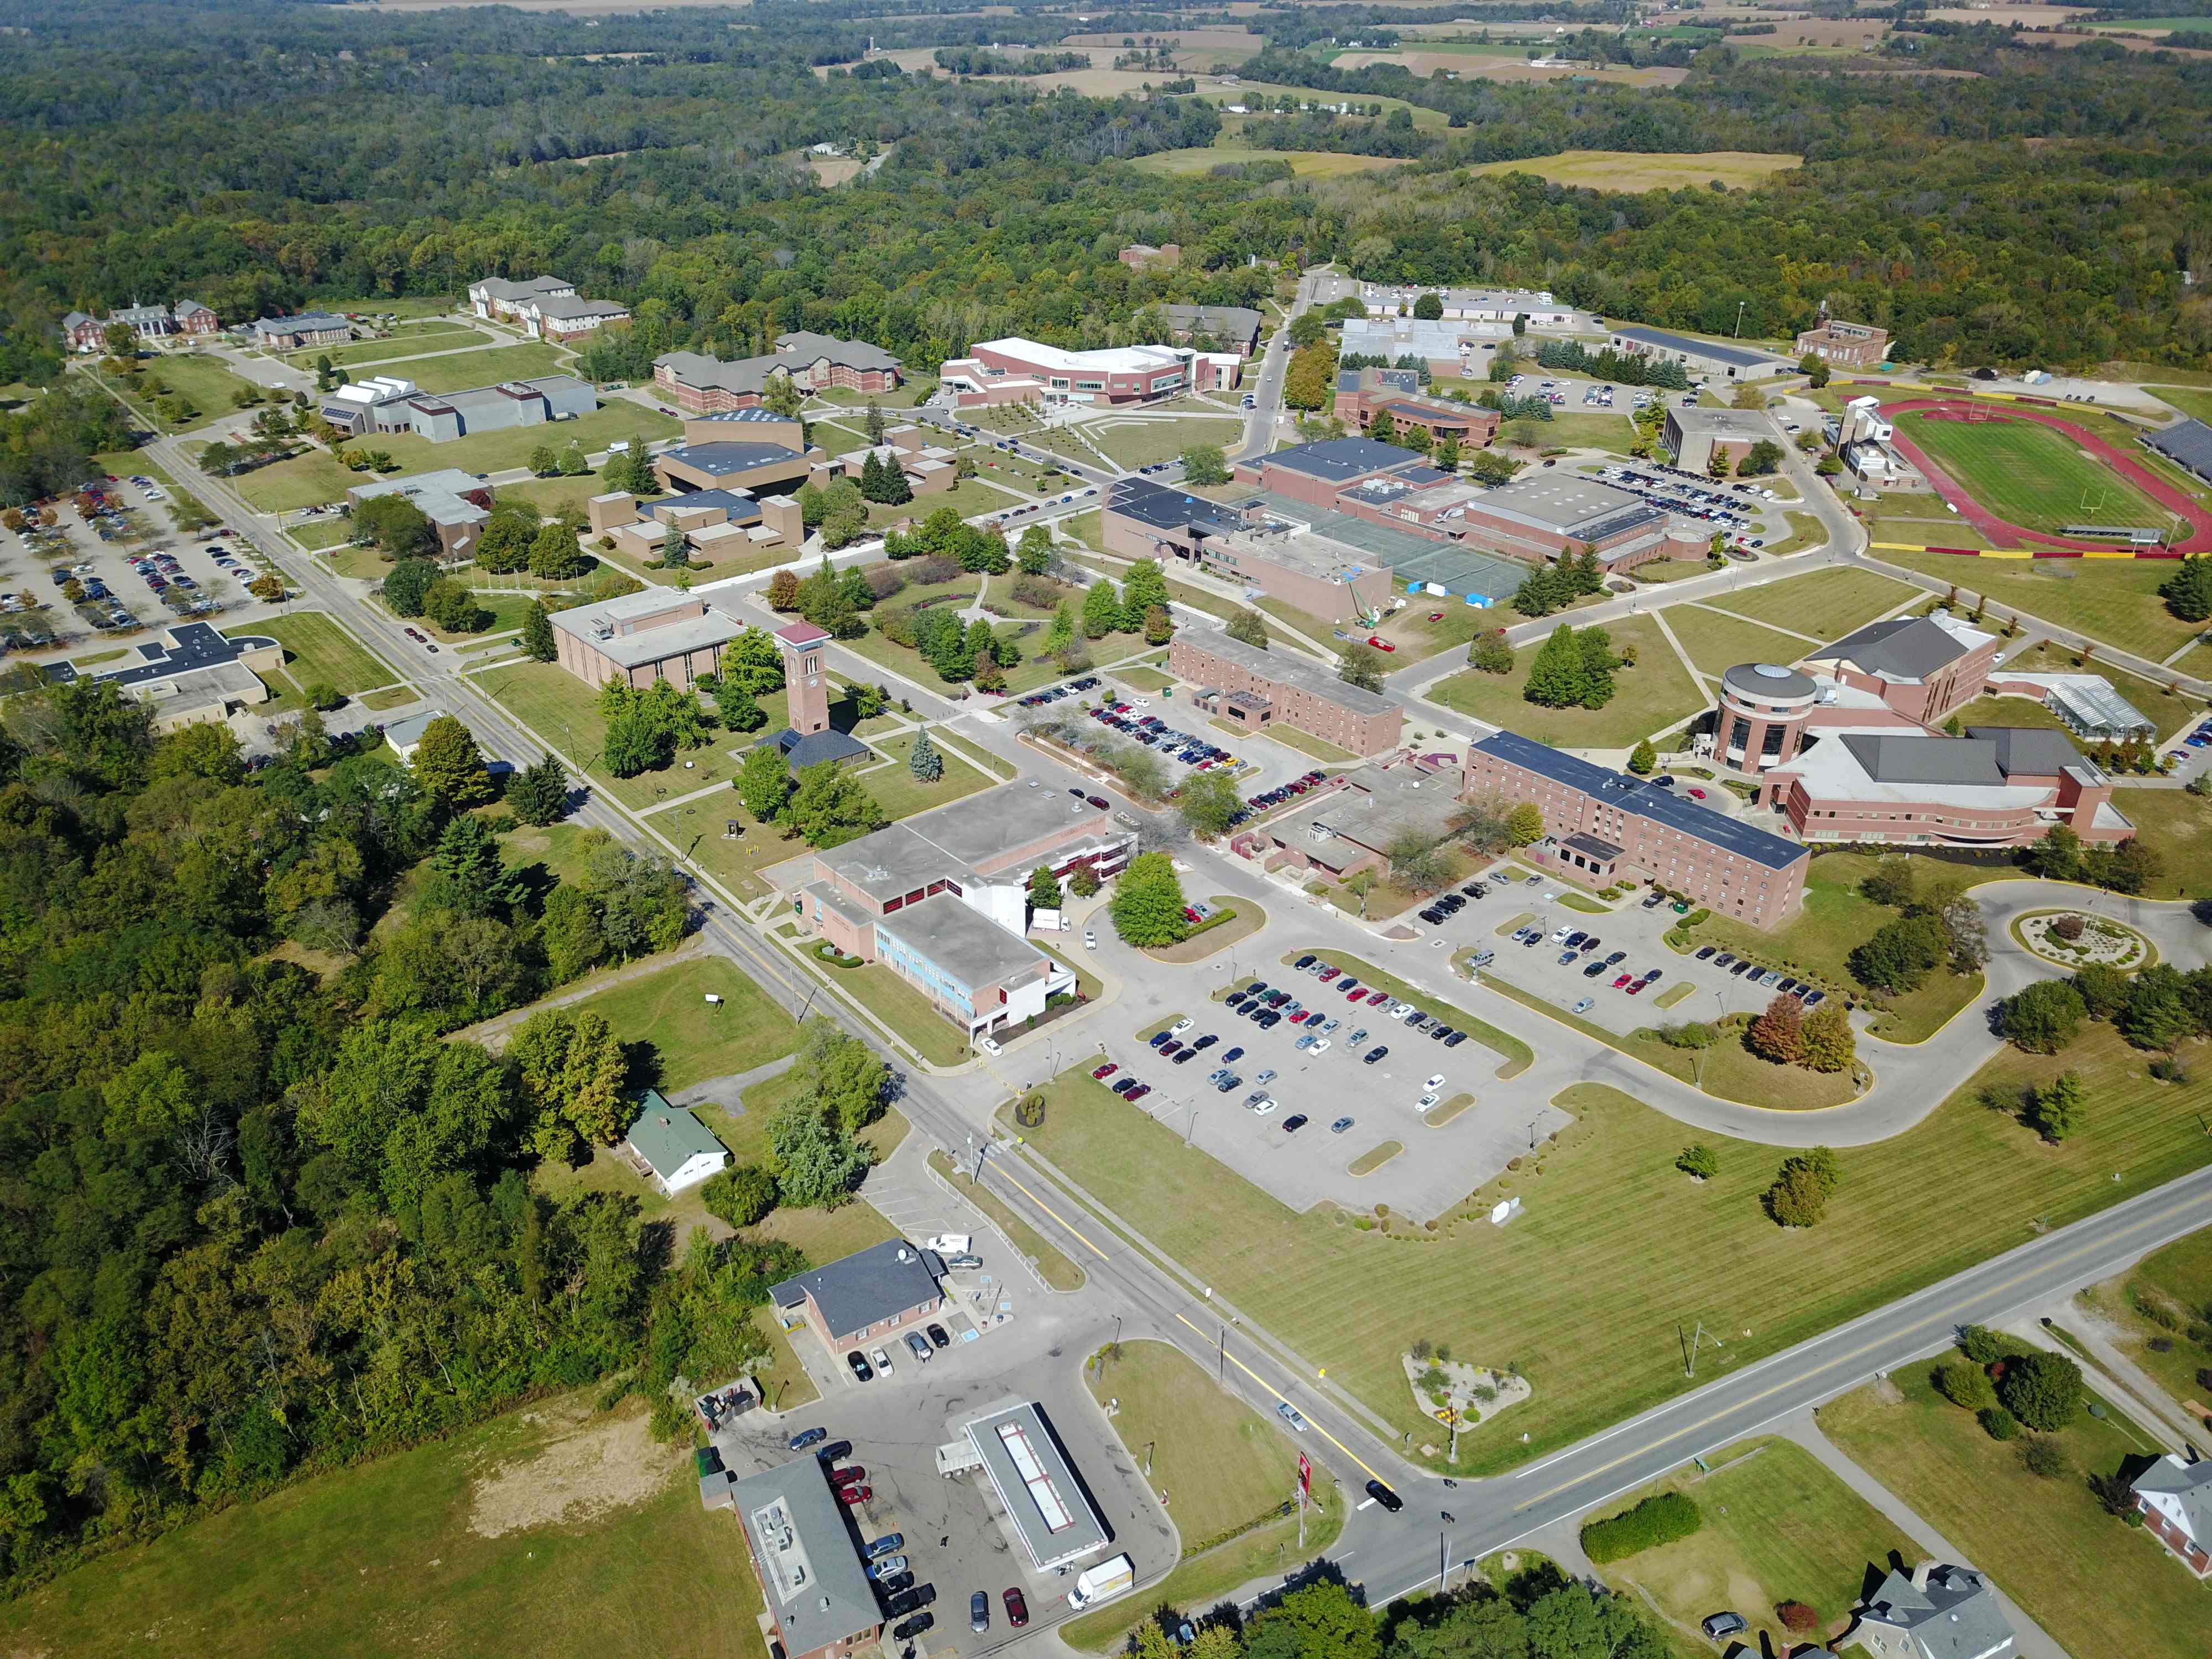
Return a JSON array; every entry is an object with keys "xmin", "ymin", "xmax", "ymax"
[
  {"xmin": 1959, "ymin": 1325, "xmax": 2007, "ymax": 1365},
  {"xmin": 2051, "ymin": 912, "xmax": 2086, "ymax": 941},
  {"xmin": 1675, "ymin": 1144, "xmax": 1718, "ymax": 1179},
  {"xmin": 1776, "ymin": 1601, "xmax": 1818, "ymax": 1635},
  {"xmin": 1934, "ymin": 1363, "xmax": 1997, "ymax": 1412},
  {"xmin": 700, "ymin": 1164, "xmax": 779, "ymax": 1228},
  {"xmin": 1580, "ymin": 1491, "xmax": 1703, "ymax": 1563},
  {"xmin": 1997, "ymin": 1350, "xmax": 2084, "ymax": 1431},
  {"xmin": 1978, "ymin": 1405, "xmax": 2020, "ymax": 1440},
  {"xmin": 2020, "ymin": 1436, "xmax": 2068, "ymax": 1479},
  {"xmin": 1013, "ymin": 1094, "xmax": 1046, "ymax": 1129}
]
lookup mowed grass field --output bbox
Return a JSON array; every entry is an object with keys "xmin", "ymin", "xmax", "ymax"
[
  {"xmin": 1661, "ymin": 603, "xmax": 1819, "ymax": 679},
  {"xmin": 1465, "ymin": 149, "xmax": 1802, "ymax": 191},
  {"xmin": 0, "ymin": 1391, "xmax": 769, "ymax": 1659},
  {"xmin": 1595, "ymin": 1438, "xmax": 1912, "ymax": 1653},
  {"xmin": 286, "ymin": 325, "xmax": 492, "ymax": 369},
  {"xmin": 227, "ymin": 611, "xmax": 403, "ymax": 707},
  {"xmin": 1822, "ymin": 1360, "xmax": 2204, "ymax": 1659},
  {"xmin": 1010, "ymin": 1019, "xmax": 2212, "ymax": 1474},
  {"xmin": 570, "ymin": 955, "xmax": 799, "ymax": 1092},
  {"xmin": 1428, "ymin": 613, "xmax": 1707, "ymax": 749},
  {"xmin": 1700, "ymin": 565, "xmax": 1917, "ymax": 641},
  {"xmin": 2088, "ymin": 1224, "xmax": 2212, "ymax": 1418},
  {"xmin": 1892, "ymin": 410, "xmax": 2168, "ymax": 536},
  {"xmin": 1872, "ymin": 546, "xmax": 2205, "ymax": 661},
  {"xmin": 401, "ymin": 341, "xmax": 574, "ymax": 394},
  {"xmin": 1128, "ymin": 146, "xmax": 1415, "ymax": 178}
]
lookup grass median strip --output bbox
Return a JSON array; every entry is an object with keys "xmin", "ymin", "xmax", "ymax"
[
  {"xmin": 1348, "ymin": 1141, "xmax": 1402, "ymax": 1176},
  {"xmin": 926, "ymin": 1151, "xmax": 1085, "ymax": 1291}
]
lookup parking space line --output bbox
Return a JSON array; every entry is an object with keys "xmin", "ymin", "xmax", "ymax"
[{"xmin": 1172, "ymin": 1311, "xmax": 1384, "ymax": 1484}]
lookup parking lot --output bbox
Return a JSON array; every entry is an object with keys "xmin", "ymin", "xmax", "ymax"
[
  {"xmin": 1593, "ymin": 461, "xmax": 1787, "ymax": 549},
  {"xmin": 1087, "ymin": 952, "xmax": 1569, "ymax": 1223},
  {"xmin": 1418, "ymin": 872, "xmax": 1835, "ymax": 1036}
]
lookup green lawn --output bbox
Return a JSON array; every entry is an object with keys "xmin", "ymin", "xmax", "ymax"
[
  {"xmin": 927, "ymin": 1150, "xmax": 1085, "ymax": 1290},
  {"xmin": 1226, "ymin": 718, "xmax": 1358, "ymax": 765},
  {"xmin": 1531, "ymin": 410, "xmax": 1638, "ymax": 455},
  {"xmin": 1062, "ymin": 1340, "xmax": 1341, "ymax": 1651},
  {"xmin": 409, "ymin": 591, "xmax": 540, "ymax": 644},
  {"xmin": 1765, "ymin": 510, "xmax": 1830, "ymax": 556},
  {"xmin": 569, "ymin": 956, "xmax": 800, "ymax": 1092},
  {"xmin": 1428, "ymin": 614, "xmax": 1707, "ymax": 749},
  {"xmin": 1596, "ymin": 1438, "xmax": 1913, "ymax": 1652},
  {"xmin": 473, "ymin": 659, "xmax": 738, "ymax": 813},
  {"xmin": 1992, "ymin": 639, "xmax": 2197, "ymax": 740},
  {"xmin": 399, "ymin": 342, "xmax": 572, "ymax": 394},
  {"xmin": 852, "ymin": 729, "xmax": 995, "ymax": 822},
  {"xmin": 2084, "ymin": 1225, "xmax": 2212, "ymax": 1423},
  {"xmin": 286, "ymin": 517, "xmax": 354, "ymax": 551},
  {"xmin": 111, "ymin": 353, "xmax": 269, "ymax": 429},
  {"xmin": 1662, "ymin": 603, "xmax": 1818, "ymax": 679},
  {"xmin": 287, "ymin": 326, "xmax": 491, "ymax": 369},
  {"xmin": 1865, "ymin": 493, "xmax": 1995, "ymax": 552},
  {"xmin": 864, "ymin": 474, "xmax": 1018, "ymax": 530},
  {"xmin": 498, "ymin": 468, "xmax": 617, "ymax": 520},
  {"xmin": 0, "ymin": 1391, "xmax": 766, "ymax": 1659},
  {"xmin": 227, "ymin": 611, "xmax": 403, "ymax": 708},
  {"xmin": 1822, "ymin": 1357, "xmax": 2203, "ymax": 1659},
  {"xmin": 2107, "ymin": 787, "xmax": 2212, "ymax": 899},
  {"xmin": 838, "ymin": 608, "xmax": 1066, "ymax": 697},
  {"xmin": 831, "ymin": 961, "xmax": 974, "ymax": 1067},
  {"xmin": 231, "ymin": 449, "xmax": 364, "ymax": 513},
  {"xmin": 2152, "ymin": 385, "xmax": 2212, "ymax": 425},
  {"xmin": 1701, "ymin": 565, "xmax": 1917, "ymax": 642},
  {"xmin": 1676, "ymin": 851, "xmax": 1987, "ymax": 1041},
  {"xmin": 1876, "ymin": 547, "xmax": 2207, "ymax": 662},
  {"xmin": 1010, "ymin": 1017, "xmax": 2212, "ymax": 1475},
  {"xmin": 1082, "ymin": 414, "xmax": 1246, "ymax": 471}
]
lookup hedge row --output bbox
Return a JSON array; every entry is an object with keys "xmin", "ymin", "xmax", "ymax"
[{"xmin": 1579, "ymin": 1490, "xmax": 1703, "ymax": 1563}]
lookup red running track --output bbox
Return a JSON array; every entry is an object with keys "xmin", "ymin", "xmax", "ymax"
[{"xmin": 1875, "ymin": 397, "xmax": 2212, "ymax": 556}]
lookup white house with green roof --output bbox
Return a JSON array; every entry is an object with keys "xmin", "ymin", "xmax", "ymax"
[{"xmin": 622, "ymin": 1089, "xmax": 728, "ymax": 1196}]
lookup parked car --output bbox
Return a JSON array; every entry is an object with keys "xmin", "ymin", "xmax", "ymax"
[
  {"xmin": 787, "ymin": 1426, "xmax": 827, "ymax": 1451},
  {"xmin": 1004, "ymin": 1588, "xmax": 1028, "ymax": 1630},
  {"xmin": 1331, "ymin": 1116, "xmax": 1354, "ymax": 1133},
  {"xmin": 971, "ymin": 1592, "xmax": 992, "ymax": 1634},
  {"xmin": 846, "ymin": 1350, "xmax": 874, "ymax": 1382},
  {"xmin": 839, "ymin": 1483, "xmax": 873, "ymax": 1506},
  {"xmin": 1700, "ymin": 1612, "xmax": 1747, "ymax": 1642},
  {"xmin": 926, "ymin": 1323, "xmax": 952, "ymax": 1349},
  {"xmin": 867, "ymin": 1533, "xmax": 906, "ymax": 1559}
]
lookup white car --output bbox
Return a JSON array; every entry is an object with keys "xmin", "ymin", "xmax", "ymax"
[
  {"xmin": 978, "ymin": 1036, "xmax": 1002, "ymax": 1056},
  {"xmin": 1308, "ymin": 1039, "xmax": 1331, "ymax": 1055},
  {"xmin": 1425, "ymin": 1074, "xmax": 1446, "ymax": 1091},
  {"xmin": 1132, "ymin": 697, "xmax": 1152, "ymax": 708},
  {"xmin": 1251, "ymin": 1097, "xmax": 1279, "ymax": 1116},
  {"xmin": 1389, "ymin": 1003, "xmax": 1415, "ymax": 1021},
  {"xmin": 1550, "ymin": 926, "xmax": 1573, "ymax": 942},
  {"xmin": 871, "ymin": 1347, "xmax": 894, "ymax": 1377},
  {"xmin": 1417, "ymin": 1093, "xmax": 1441, "ymax": 1111},
  {"xmin": 1084, "ymin": 928, "xmax": 1097, "ymax": 951},
  {"xmin": 1171, "ymin": 1017, "xmax": 1194, "ymax": 1036}
]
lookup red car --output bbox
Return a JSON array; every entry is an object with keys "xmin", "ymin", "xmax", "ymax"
[
  {"xmin": 1366, "ymin": 989, "xmax": 1390, "ymax": 1006},
  {"xmin": 1687, "ymin": 787, "xmax": 1708, "ymax": 800},
  {"xmin": 1004, "ymin": 1589, "xmax": 1029, "ymax": 1629},
  {"xmin": 838, "ymin": 1484, "xmax": 872, "ymax": 1506},
  {"xmin": 1626, "ymin": 980, "xmax": 1647, "ymax": 995},
  {"xmin": 1427, "ymin": 611, "xmax": 1444, "ymax": 622},
  {"xmin": 1612, "ymin": 973, "xmax": 1633, "ymax": 989},
  {"xmin": 1126, "ymin": 1084, "xmax": 1150, "ymax": 1102},
  {"xmin": 1366, "ymin": 635, "xmax": 1397, "ymax": 652},
  {"xmin": 1318, "ymin": 967, "xmax": 1340, "ymax": 982},
  {"xmin": 1092, "ymin": 1062, "xmax": 1118, "ymax": 1081},
  {"xmin": 830, "ymin": 1465, "xmax": 867, "ymax": 1486}
]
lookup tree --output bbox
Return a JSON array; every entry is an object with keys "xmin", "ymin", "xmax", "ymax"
[
  {"xmin": 660, "ymin": 521, "xmax": 687, "ymax": 567},
  {"xmin": 558, "ymin": 441, "xmax": 588, "ymax": 476},
  {"xmin": 1227, "ymin": 607, "xmax": 1270, "ymax": 648},
  {"xmin": 1766, "ymin": 1146, "xmax": 1840, "ymax": 1228},
  {"xmin": 1799, "ymin": 1002, "xmax": 1855, "ymax": 1073},
  {"xmin": 2000, "ymin": 978, "xmax": 2086, "ymax": 1053},
  {"xmin": 2028, "ymin": 1068, "xmax": 2087, "ymax": 1142},
  {"xmin": 1506, "ymin": 802, "xmax": 1545, "ymax": 846},
  {"xmin": 722, "ymin": 627, "xmax": 786, "ymax": 695},
  {"xmin": 734, "ymin": 744, "xmax": 792, "ymax": 822},
  {"xmin": 1798, "ymin": 352, "xmax": 1830, "ymax": 389},
  {"xmin": 768, "ymin": 1102, "xmax": 872, "ymax": 1209},
  {"xmin": 1244, "ymin": 1581, "xmax": 1381, "ymax": 1659},
  {"xmin": 1082, "ymin": 577, "xmax": 1122, "ymax": 639},
  {"xmin": 1997, "ymin": 1350, "xmax": 2083, "ymax": 1432},
  {"xmin": 1068, "ymin": 864, "xmax": 1100, "ymax": 899},
  {"xmin": 1369, "ymin": 408, "xmax": 1399, "ymax": 445},
  {"xmin": 1848, "ymin": 914, "xmax": 1948, "ymax": 994},
  {"xmin": 766, "ymin": 568, "xmax": 801, "ymax": 612},
  {"xmin": 507, "ymin": 753, "xmax": 570, "ymax": 825},
  {"xmin": 714, "ymin": 682, "xmax": 766, "ymax": 733},
  {"xmin": 1746, "ymin": 994, "xmax": 1806, "ymax": 1064},
  {"xmin": 1524, "ymin": 623, "xmax": 1589, "ymax": 708},
  {"xmin": 529, "ymin": 444, "xmax": 559, "ymax": 477},
  {"xmin": 1627, "ymin": 738, "xmax": 1657, "ymax": 775},
  {"xmin": 1468, "ymin": 633, "xmax": 1514, "ymax": 675},
  {"xmin": 761, "ymin": 374, "xmax": 803, "ymax": 419},
  {"xmin": 528, "ymin": 520, "xmax": 586, "ymax": 580},
  {"xmin": 1121, "ymin": 559, "xmax": 1170, "ymax": 630},
  {"xmin": 1142, "ymin": 603, "xmax": 1173, "ymax": 645},
  {"xmin": 1109, "ymin": 851, "xmax": 1190, "ymax": 947},
  {"xmin": 1676, "ymin": 1144, "xmax": 1718, "ymax": 1180},
  {"xmin": 1177, "ymin": 769, "xmax": 1245, "ymax": 838},
  {"xmin": 1339, "ymin": 640, "xmax": 1387, "ymax": 692},
  {"xmin": 1936, "ymin": 1363, "xmax": 1999, "ymax": 1411},
  {"xmin": 783, "ymin": 760, "xmax": 885, "ymax": 848},
  {"xmin": 410, "ymin": 715, "xmax": 493, "ymax": 806},
  {"xmin": 475, "ymin": 508, "xmax": 536, "ymax": 573},
  {"xmin": 380, "ymin": 557, "xmax": 437, "ymax": 617},
  {"xmin": 509, "ymin": 1006, "xmax": 629, "ymax": 1161},
  {"xmin": 2161, "ymin": 554, "xmax": 2212, "ymax": 623},
  {"xmin": 603, "ymin": 709, "xmax": 670, "ymax": 778},
  {"xmin": 1027, "ymin": 864, "xmax": 1063, "ymax": 910},
  {"xmin": 864, "ymin": 400, "xmax": 886, "ymax": 444},
  {"xmin": 1181, "ymin": 444, "xmax": 1228, "ymax": 486},
  {"xmin": 908, "ymin": 727, "xmax": 943, "ymax": 782},
  {"xmin": 701, "ymin": 1165, "xmax": 779, "ymax": 1229},
  {"xmin": 1738, "ymin": 439, "xmax": 1784, "ymax": 476},
  {"xmin": 1016, "ymin": 524, "xmax": 1055, "ymax": 575}
]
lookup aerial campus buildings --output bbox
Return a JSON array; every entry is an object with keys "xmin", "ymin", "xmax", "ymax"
[
  {"xmin": 653, "ymin": 332, "xmax": 905, "ymax": 414},
  {"xmin": 940, "ymin": 337, "xmax": 1244, "ymax": 408},
  {"xmin": 317, "ymin": 371, "xmax": 598, "ymax": 444}
]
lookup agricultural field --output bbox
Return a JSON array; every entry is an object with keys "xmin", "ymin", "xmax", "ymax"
[
  {"xmin": 1008, "ymin": 1022, "xmax": 2212, "ymax": 1475},
  {"xmin": 0, "ymin": 1390, "xmax": 770, "ymax": 1659},
  {"xmin": 1427, "ymin": 613, "xmax": 1707, "ymax": 749},
  {"xmin": 1892, "ymin": 410, "xmax": 2168, "ymax": 537},
  {"xmin": 1465, "ymin": 149, "xmax": 1803, "ymax": 191},
  {"xmin": 1128, "ymin": 146, "xmax": 1416, "ymax": 178}
]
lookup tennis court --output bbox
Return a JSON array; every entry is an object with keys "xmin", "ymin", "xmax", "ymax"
[{"xmin": 1246, "ymin": 490, "xmax": 1530, "ymax": 604}]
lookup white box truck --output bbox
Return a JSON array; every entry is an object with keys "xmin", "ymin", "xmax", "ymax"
[{"xmin": 1067, "ymin": 1554, "xmax": 1135, "ymax": 1610}]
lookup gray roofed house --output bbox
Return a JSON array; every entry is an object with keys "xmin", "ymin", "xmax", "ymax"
[
  {"xmin": 1817, "ymin": 615, "xmax": 1986, "ymax": 682},
  {"xmin": 775, "ymin": 330, "xmax": 904, "ymax": 374},
  {"xmin": 1160, "ymin": 304, "xmax": 1264, "ymax": 353},
  {"xmin": 770, "ymin": 1238, "xmax": 945, "ymax": 1346},
  {"xmin": 1846, "ymin": 1562, "xmax": 2015, "ymax": 1659},
  {"xmin": 729, "ymin": 1458, "xmax": 883, "ymax": 1659},
  {"xmin": 757, "ymin": 723, "xmax": 872, "ymax": 775},
  {"xmin": 655, "ymin": 348, "xmax": 787, "ymax": 398},
  {"xmin": 658, "ymin": 438, "xmax": 805, "ymax": 477},
  {"xmin": 244, "ymin": 310, "xmax": 353, "ymax": 346},
  {"xmin": 380, "ymin": 707, "xmax": 450, "ymax": 763},
  {"xmin": 622, "ymin": 1088, "xmax": 729, "ymax": 1196},
  {"xmin": 2145, "ymin": 416, "xmax": 2212, "ymax": 487},
  {"xmin": 473, "ymin": 275, "xmax": 575, "ymax": 304},
  {"xmin": 2133, "ymin": 1451, "xmax": 2212, "ymax": 1574}
]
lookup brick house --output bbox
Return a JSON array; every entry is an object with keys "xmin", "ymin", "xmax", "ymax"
[
  {"xmin": 2134, "ymin": 1453, "xmax": 2212, "ymax": 1576},
  {"xmin": 769, "ymin": 1239, "xmax": 945, "ymax": 1349}
]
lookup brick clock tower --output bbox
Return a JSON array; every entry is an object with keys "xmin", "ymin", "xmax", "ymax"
[{"xmin": 774, "ymin": 620, "xmax": 832, "ymax": 737}]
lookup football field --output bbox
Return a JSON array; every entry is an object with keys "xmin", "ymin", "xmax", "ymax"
[{"xmin": 1893, "ymin": 410, "xmax": 2166, "ymax": 535}]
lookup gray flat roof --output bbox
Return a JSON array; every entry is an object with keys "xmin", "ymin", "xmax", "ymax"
[
  {"xmin": 1107, "ymin": 474, "xmax": 1255, "ymax": 537},
  {"xmin": 1183, "ymin": 629, "xmax": 1397, "ymax": 716},
  {"xmin": 1465, "ymin": 473, "xmax": 1661, "ymax": 537},
  {"xmin": 770, "ymin": 1238, "xmax": 942, "ymax": 1339},
  {"xmin": 1843, "ymin": 732, "xmax": 2006, "ymax": 787},
  {"xmin": 731, "ymin": 1458, "xmax": 881, "ymax": 1654},
  {"xmin": 1668, "ymin": 404, "xmax": 1775, "ymax": 437},
  {"xmin": 661, "ymin": 440, "xmax": 804, "ymax": 475},
  {"xmin": 1611, "ymin": 325, "xmax": 1779, "ymax": 371},
  {"xmin": 1475, "ymin": 730, "xmax": 1805, "ymax": 871},
  {"xmin": 1969, "ymin": 725, "xmax": 2085, "ymax": 777},
  {"xmin": 1249, "ymin": 489, "xmax": 1531, "ymax": 601},
  {"xmin": 961, "ymin": 1400, "xmax": 1111, "ymax": 1572},
  {"xmin": 547, "ymin": 591, "xmax": 745, "ymax": 667},
  {"xmin": 877, "ymin": 891, "xmax": 1048, "ymax": 992},
  {"xmin": 1818, "ymin": 616, "xmax": 1979, "ymax": 681},
  {"xmin": 1260, "ymin": 436, "xmax": 1424, "ymax": 483},
  {"xmin": 813, "ymin": 784, "xmax": 1120, "ymax": 899},
  {"xmin": 1284, "ymin": 763, "xmax": 1468, "ymax": 853},
  {"xmin": 2146, "ymin": 416, "xmax": 2212, "ymax": 481}
]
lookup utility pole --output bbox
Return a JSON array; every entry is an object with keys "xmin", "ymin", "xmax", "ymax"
[{"xmin": 1684, "ymin": 1318, "xmax": 1721, "ymax": 1377}]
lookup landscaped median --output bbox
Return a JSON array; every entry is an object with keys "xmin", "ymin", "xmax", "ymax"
[
  {"xmin": 1062, "ymin": 1339, "xmax": 1342, "ymax": 1652},
  {"xmin": 1282, "ymin": 949, "xmax": 1533, "ymax": 1079},
  {"xmin": 1145, "ymin": 895, "xmax": 1265, "ymax": 964}
]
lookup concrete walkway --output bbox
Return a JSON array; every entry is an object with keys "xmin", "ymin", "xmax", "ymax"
[
  {"xmin": 1781, "ymin": 1409, "xmax": 2072, "ymax": 1659},
  {"xmin": 667, "ymin": 1052, "xmax": 797, "ymax": 1112}
]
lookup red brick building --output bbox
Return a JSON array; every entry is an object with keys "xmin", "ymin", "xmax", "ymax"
[{"xmin": 1170, "ymin": 633, "xmax": 1405, "ymax": 757}]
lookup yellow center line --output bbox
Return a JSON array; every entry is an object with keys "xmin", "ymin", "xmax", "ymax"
[
  {"xmin": 1512, "ymin": 1195, "xmax": 2206, "ymax": 1512},
  {"xmin": 978, "ymin": 1157, "xmax": 1110, "ymax": 1261},
  {"xmin": 1176, "ymin": 1312, "xmax": 1385, "ymax": 1484}
]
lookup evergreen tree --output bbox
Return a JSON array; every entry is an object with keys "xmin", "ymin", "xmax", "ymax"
[
  {"xmin": 1524, "ymin": 623, "xmax": 1590, "ymax": 708},
  {"xmin": 1627, "ymin": 738, "xmax": 1657, "ymax": 775},
  {"xmin": 1369, "ymin": 408, "xmax": 1398, "ymax": 444},
  {"xmin": 1577, "ymin": 627, "xmax": 1618, "ymax": 707},
  {"xmin": 1082, "ymin": 577, "xmax": 1122, "ymax": 639},
  {"xmin": 2028, "ymin": 1069, "xmax": 2087, "ymax": 1141},
  {"xmin": 909, "ymin": 727, "xmax": 943, "ymax": 782},
  {"xmin": 2162, "ymin": 554, "xmax": 2212, "ymax": 623},
  {"xmin": 410, "ymin": 716, "xmax": 494, "ymax": 806},
  {"xmin": 859, "ymin": 449, "xmax": 888, "ymax": 503},
  {"xmin": 521, "ymin": 602, "xmax": 557, "ymax": 662},
  {"xmin": 661, "ymin": 522, "xmax": 687, "ymax": 567},
  {"xmin": 507, "ymin": 754, "xmax": 570, "ymax": 825},
  {"xmin": 864, "ymin": 400, "xmax": 886, "ymax": 444},
  {"xmin": 1045, "ymin": 599, "xmax": 1077, "ymax": 655}
]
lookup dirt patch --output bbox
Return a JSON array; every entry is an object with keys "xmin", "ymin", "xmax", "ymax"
[{"xmin": 468, "ymin": 1408, "xmax": 679, "ymax": 1538}]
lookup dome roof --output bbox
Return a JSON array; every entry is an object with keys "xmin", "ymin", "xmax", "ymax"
[{"xmin": 1721, "ymin": 660, "xmax": 1815, "ymax": 701}]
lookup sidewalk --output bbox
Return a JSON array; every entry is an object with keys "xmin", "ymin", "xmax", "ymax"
[{"xmin": 1780, "ymin": 1409, "xmax": 2072, "ymax": 1659}]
